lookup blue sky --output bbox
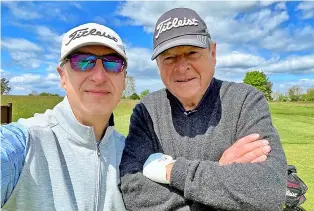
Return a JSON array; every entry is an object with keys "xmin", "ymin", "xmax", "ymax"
[{"xmin": 1, "ymin": 1, "xmax": 314, "ymax": 96}]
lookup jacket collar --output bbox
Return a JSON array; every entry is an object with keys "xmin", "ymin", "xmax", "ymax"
[{"xmin": 53, "ymin": 96, "xmax": 114, "ymax": 144}]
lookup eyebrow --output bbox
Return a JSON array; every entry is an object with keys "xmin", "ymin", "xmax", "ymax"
[{"xmin": 162, "ymin": 46, "xmax": 199, "ymax": 56}]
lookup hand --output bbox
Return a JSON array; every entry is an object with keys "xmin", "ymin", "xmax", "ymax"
[
  {"xmin": 143, "ymin": 153, "xmax": 175, "ymax": 184},
  {"xmin": 166, "ymin": 163, "xmax": 174, "ymax": 182},
  {"xmin": 219, "ymin": 133, "xmax": 271, "ymax": 166}
]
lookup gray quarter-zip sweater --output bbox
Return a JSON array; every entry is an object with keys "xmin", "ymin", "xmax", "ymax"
[{"xmin": 2, "ymin": 97, "xmax": 126, "ymax": 211}]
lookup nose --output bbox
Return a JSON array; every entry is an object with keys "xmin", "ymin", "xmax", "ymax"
[
  {"xmin": 90, "ymin": 59, "xmax": 109, "ymax": 84},
  {"xmin": 174, "ymin": 55, "xmax": 189, "ymax": 74}
]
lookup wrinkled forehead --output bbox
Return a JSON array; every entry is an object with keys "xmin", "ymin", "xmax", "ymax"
[
  {"xmin": 160, "ymin": 45, "xmax": 204, "ymax": 56},
  {"xmin": 73, "ymin": 45, "xmax": 118, "ymax": 55}
]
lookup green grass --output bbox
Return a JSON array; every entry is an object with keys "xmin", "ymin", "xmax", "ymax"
[
  {"xmin": 269, "ymin": 102, "xmax": 314, "ymax": 210},
  {"xmin": 1, "ymin": 96, "xmax": 313, "ymax": 210}
]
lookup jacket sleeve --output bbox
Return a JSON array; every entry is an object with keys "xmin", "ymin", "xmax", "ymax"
[
  {"xmin": 119, "ymin": 103, "xmax": 191, "ymax": 211},
  {"xmin": 1, "ymin": 123, "xmax": 29, "ymax": 207},
  {"xmin": 168, "ymin": 90, "xmax": 287, "ymax": 211}
]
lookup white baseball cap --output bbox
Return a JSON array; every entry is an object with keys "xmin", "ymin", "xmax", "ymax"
[{"xmin": 60, "ymin": 23, "xmax": 127, "ymax": 62}]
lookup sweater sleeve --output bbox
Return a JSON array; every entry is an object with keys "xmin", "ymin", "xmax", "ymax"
[
  {"xmin": 119, "ymin": 103, "xmax": 191, "ymax": 211},
  {"xmin": 169, "ymin": 90, "xmax": 287, "ymax": 211},
  {"xmin": 1, "ymin": 123, "xmax": 29, "ymax": 207}
]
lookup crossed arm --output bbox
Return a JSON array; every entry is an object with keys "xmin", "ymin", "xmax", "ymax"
[{"xmin": 119, "ymin": 92, "xmax": 287, "ymax": 211}]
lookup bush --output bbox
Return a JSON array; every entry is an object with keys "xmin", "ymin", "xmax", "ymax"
[{"xmin": 128, "ymin": 93, "xmax": 140, "ymax": 100}]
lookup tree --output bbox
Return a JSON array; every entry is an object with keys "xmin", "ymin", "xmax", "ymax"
[
  {"xmin": 129, "ymin": 92, "xmax": 140, "ymax": 100},
  {"xmin": 29, "ymin": 90, "xmax": 38, "ymax": 96},
  {"xmin": 243, "ymin": 71, "xmax": 273, "ymax": 101},
  {"xmin": 140, "ymin": 89, "xmax": 150, "ymax": 98},
  {"xmin": 123, "ymin": 76, "xmax": 136, "ymax": 97},
  {"xmin": 1, "ymin": 78, "xmax": 12, "ymax": 95},
  {"xmin": 287, "ymin": 85, "xmax": 302, "ymax": 101},
  {"xmin": 304, "ymin": 87, "xmax": 314, "ymax": 101},
  {"xmin": 38, "ymin": 92, "xmax": 60, "ymax": 97},
  {"xmin": 278, "ymin": 94, "xmax": 289, "ymax": 102},
  {"xmin": 271, "ymin": 92, "xmax": 280, "ymax": 101}
]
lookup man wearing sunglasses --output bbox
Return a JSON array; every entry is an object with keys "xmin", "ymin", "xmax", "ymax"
[
  {"xmin": 120, "ymin": 8, "xmax": 287, "ymax": 211},
  {"xmin": 1, "ymin": 23, "xmax": 127, "ymax": 210}
]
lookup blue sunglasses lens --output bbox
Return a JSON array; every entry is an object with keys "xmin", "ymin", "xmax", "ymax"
[
  {"xmin": 69, "ymin": 54, "xmax": 125, "ymax": 73},
  {"xmin": 70, "ymin": 54, "xmax": 96, "ymax": 71},
  {"xmin": 103, "ymin": 61, "xmax": 123, "ymax": 73}
]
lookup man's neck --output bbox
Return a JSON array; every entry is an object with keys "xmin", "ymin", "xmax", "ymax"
[
  {"xmin": 75, "ymin": 113, "xmax": 110, "ymax": 141},
  {"xmin": 180, "ymin": 96, "xmax": 203, "ymax": 111}
]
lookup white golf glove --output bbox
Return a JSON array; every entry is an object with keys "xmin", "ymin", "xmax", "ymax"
[{"xmin": 143, "ymin": 153, "xmax": 175, "ymax": 184}]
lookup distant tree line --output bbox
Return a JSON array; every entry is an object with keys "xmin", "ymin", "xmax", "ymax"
[
  {"xmin": 243, "ymin": 70, "xmax": 314, "ymax": 102},
  {"xmin": 29, "ymin": 91, "xmax": 60, "ymax": 97},
  {"xmin": 1, "ymin": 73, "xmax": 313, "ymax": 102},
  {"xmin": 272, "ymin": 86, "xmax": 314, "ymax": 102}
]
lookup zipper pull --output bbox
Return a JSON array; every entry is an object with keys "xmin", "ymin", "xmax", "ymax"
[
  {"xmin": 97, "ymin": 147, "xmax": 100, "ymax": 157},
  {"xmin": 97, "ymin": 145, "xmax": 100, "ymax": 156}
]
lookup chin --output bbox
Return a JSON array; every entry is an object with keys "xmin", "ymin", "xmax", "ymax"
[
  {"xmin": 87, "ymin": 109, "xmax": 112, "ymax": 116},
  {"xmin": 173, "ymin": 87, "xmax": 200, "ymax": 99},
  {"xmin": 83, "ymin": 103, "xmax": 114, "ymax": 116}
]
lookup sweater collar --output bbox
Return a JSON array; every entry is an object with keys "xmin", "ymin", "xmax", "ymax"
[{"xmin": 167, "ymin": 78, "xmax": 216, "ymax": 115}]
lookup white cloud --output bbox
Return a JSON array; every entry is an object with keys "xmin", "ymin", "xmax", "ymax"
[
  {"xmin": 3, "ymin": 2, "xmax": 42, "ymax": 20},
  {"xmin": 134, "ymin": 77, "xmax": 164, "ymax": 93},
  {"xmin": 1, "ymin": 38, "xmax": 43, "ymax": 69},
  {"xmin": 3, "ymin": 1, "xmax": 79, "ymax": 23},
  {"xmin": 296, "ymin": 1, "xmax": 314, "ymax": 19},
  {"xmin": 13, "ymin": 86, "xmax": 27, "ymax": 91},
  {"xmin": 9, "ymin": 73, "xmax": 63, "ymax": 95},
  {"xmin": 1, "ymin": 38, "xmax": 43, "ymax": 52},
  {"xmin": 259, "ymin": 0, "xmax": 280, "ymax": 7},
  {"xmin": 10, "ymin": 74, "xmax": 42, "ymax": 84},
  {"xmin": 126, "ymin": 47, "xmax": 158, "ymax": 77},
  {"xmin": 217, "ymin": 51, "xmax": 266, "ymax": 69},
  {"xmin": 262, "ymin": 54, "xmax": 314, "ymax": 74},
  {"xmin": 35, "ymin": 25, "xmax": 63, "ymax": 44},
  {"xmin": 116, "ymin": 1, "xmax": 292, "ymax": 50},
  {"xmin": 260, "ymin": 25, "xmax": 314, "ymax": 52},
  {"xmin": 117, "ymin": 1, "xmax": 262, "ymax": 33},
  {"xmin": 2, "ymin": 24, "xmax": 62, "ymax": 70},
  {"xmin": 275, "ymin": 2, "xmax": 287, "ymax": 11},
  {"xmin": 46, "ymin": 73, "xmax": 59, "ymax": 81}
]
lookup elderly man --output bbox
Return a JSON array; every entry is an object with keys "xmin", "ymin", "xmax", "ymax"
[
  {"xmin": 120, "ymin": 8, "xmax": 287, "ymax": 211},
  {"xmin": 1, "ymin": 23, "xmax": 127, "ymax": 210}
]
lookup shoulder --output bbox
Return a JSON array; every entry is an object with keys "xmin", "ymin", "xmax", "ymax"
[
  {"xmin": 140, "ymin": 88, "xmax": 167, "ymax": 105},
  {"xmin": 17, "ymin": 109, "xmax": 57, "ymax": 131},
  {"xmin": 217, "ymin": 78, "xmax": 263, "ymax": 101},
  {"xmin": 1, "ymin": 122, "xmax": 29, "ymax": 142}
]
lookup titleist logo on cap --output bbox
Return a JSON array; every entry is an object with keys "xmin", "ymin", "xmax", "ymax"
[
  {"xmin": 65, "ymin": 28, "xmax": 118, "ymax": 46},
  {"xmin": 155, "ymin": 17, "xmax": 198, "ymax": 39}
]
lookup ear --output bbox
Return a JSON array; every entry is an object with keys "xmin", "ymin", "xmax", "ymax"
[
  {"xmin": 210, "ymin": 42, "xmax": 217, "ymax": 66},
  {"xmin": 57, "ymin": 66, "xmax": 66, "ymax": 89},
  {"xmin": 156, "ymin": 59, "xmax": 161, "ymax": 76}
]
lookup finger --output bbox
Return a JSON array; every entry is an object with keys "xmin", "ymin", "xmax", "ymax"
[
  {"xmin": 233, "ymin": 133, "xmax": 260, "ymax": 147},
  {"xmin": 236, "ymin": 139, "xmax": 269, "ymax": 157},
  {"xmin": 251, "ymin": 154, "xmax": 268, "ymax": 163},
  {"xmin": 236, "ymin": 145, "xmax": 271, "ymax": 163}
]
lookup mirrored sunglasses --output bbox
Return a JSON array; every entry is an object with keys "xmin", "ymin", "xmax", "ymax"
[{"xmin": 63, "ymin": 53, "xmax": 126, "ymax": 73}]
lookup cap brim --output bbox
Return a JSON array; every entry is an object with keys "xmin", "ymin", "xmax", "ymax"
[
  {"xmin": 151, "ymin": 34, "xmax": 208, "ymax": 60},
  {"xmin": 59, "ymin": 41, "xmax": 127, "ymax": 63}
]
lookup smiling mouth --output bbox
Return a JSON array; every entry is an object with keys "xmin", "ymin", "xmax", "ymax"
[
  {"xmin": 175, "ymin": 78, "xmax": 196, "ymax": 83},
  {"xmin": 86, "ymin": 90, "xmax": 110, "ymax": 95}
]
